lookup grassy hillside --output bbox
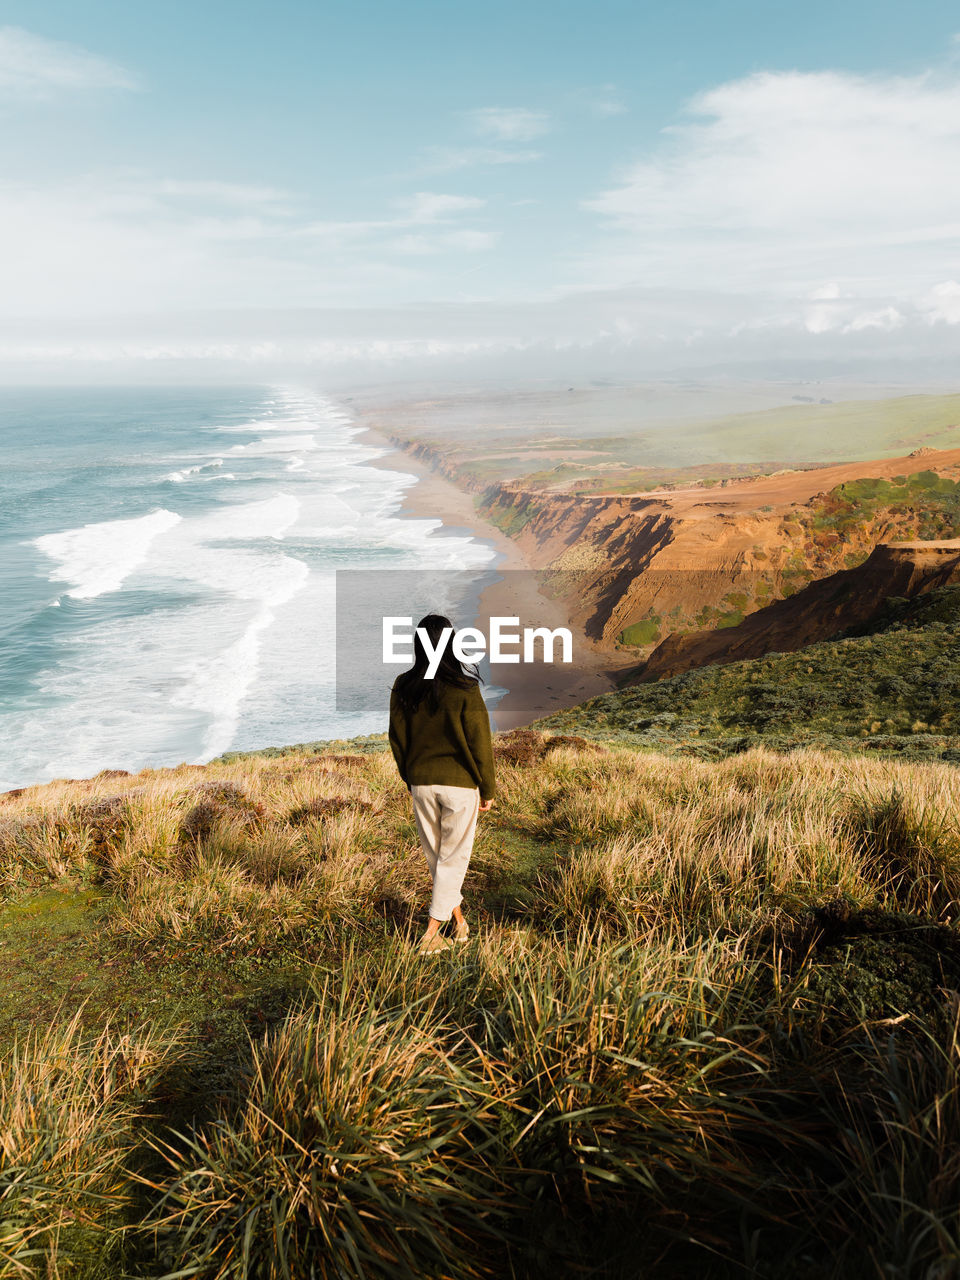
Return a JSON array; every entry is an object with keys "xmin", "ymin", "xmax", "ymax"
[
  {"xmin": 3, "ymin": 735, "xmax": 960, "ymax": 1277},
  {"xmin": 666, "ymin": 392, "xmax": 960, "ymax": 470},
  {"xmin": 536, "ymin": 584, "xmax": 960, "ymax": 760},
  {"xmin": 384, "ymin": 391, "xmax": 960, "ymax": 491}
]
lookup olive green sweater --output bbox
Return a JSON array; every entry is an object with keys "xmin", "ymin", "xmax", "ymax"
[{"xmin": 388, "ymin": 677, "xmax": 496, "ymax": 801}]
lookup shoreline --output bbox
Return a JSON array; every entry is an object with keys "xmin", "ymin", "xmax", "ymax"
[{"xmin": 355, "ymin": 425, "xmax": 622, "ymax": 730}]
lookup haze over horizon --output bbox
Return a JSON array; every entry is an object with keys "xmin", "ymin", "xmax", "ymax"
[{"xmin": 3, "ymin": 0, "xmax": 960, "ymax": 386}]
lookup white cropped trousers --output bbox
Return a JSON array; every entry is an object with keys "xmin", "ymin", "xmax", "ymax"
[{"xmin": 409, "ymin": 783, "xmax": 480, "ymax": 922}]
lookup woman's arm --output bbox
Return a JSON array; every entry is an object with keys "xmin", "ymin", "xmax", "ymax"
[
  {"xmin": 462, "ymin": 683, "xmax": 496, "ymax": 803},
  {"xmin": 388, "ymin": 687, "xmax": 409, "ymax": 786}
]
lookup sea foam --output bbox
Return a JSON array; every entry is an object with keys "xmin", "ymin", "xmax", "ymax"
[{"xmin": 34, "ymin": 508, "xmax": 183, "ymax": 600}]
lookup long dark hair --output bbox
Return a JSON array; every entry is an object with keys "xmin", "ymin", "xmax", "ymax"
[{"xmin": 394, "ymin": 613, "xmax": 481, "ymax": 714}]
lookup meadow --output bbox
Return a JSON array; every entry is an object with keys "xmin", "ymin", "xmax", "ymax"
[
  {"xmin": 2, "ymin": 731, "xmax": 960, "ymax": 1277},
  {"xmin": 374, "ymin": 390, "xmax": 960, "ymax": 492}
]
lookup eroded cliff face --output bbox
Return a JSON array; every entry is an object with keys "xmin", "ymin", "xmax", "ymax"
[
  {"xmin": 479, "ymin": 483, "xmax": 873, "ymax": 648},
  {"xmin": 380, "ymin": 432, "xmax": 960, "ymax": 670},
  {"xmin": 636, "ymin": 540, "xmax": 960, "ymax": 681},
  {"xmin": 385, "ymin": 438, "xmax": 466, "ymax": 487},
  {"xmin": 476, "ymin": 447, "xmax": 960, "ymax": 654}
]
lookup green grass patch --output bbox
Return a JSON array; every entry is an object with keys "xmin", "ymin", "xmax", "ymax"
[
  {"xmin": 618, "ymin": 617, "xmax": 662, "ymax": 646},
  {"xmin": 807, "ymin": 469, "xmax": 960, "ymax": 541}
]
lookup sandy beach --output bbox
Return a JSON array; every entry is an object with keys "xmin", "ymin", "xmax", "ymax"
[{"xmin": 357, "ymin": 426, "xmax": 621, "ymax": 730}]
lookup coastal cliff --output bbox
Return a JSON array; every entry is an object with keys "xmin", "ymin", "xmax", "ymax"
[
  {"xmin": 383, "ymin": 435, "xmax": 960, "ymax": 675},
  {"xmin": 474, "ymin": 447, "xmax": 960, "ymax": 655},
  {"xmin": 636, "ymin": 539, "xmax": 960, "ymax": 681}
]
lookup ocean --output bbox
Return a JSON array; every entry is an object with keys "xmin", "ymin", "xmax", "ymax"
[{"xmin": 0, "ymin": 384, "xmax": 495, "ymax": 791}]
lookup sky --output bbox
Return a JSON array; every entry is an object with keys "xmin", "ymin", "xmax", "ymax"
[{"xmin": 2, "ymin": 0, "xmax": 960, "ymax": 382}]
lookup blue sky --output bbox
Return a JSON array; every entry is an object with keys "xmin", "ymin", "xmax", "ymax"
[{"xmin": 3, "ymin": 1, "xmax": 960, "ymax": 377}]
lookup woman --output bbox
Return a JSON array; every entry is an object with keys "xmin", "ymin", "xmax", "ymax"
[{"xmin": 388, "ymin": 613, "xmax": 496, "ymax": 954}]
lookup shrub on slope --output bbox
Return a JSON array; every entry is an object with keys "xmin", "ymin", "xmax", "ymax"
[{"xmin": 536, "ymin": 584, "xmax": 960, "ymax": 760}]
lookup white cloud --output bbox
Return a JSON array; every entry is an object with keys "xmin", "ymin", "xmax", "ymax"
[
  {"xmin": 391, "ymin": 228, "xmax": 497, "ymax": 255},
  {"xmin": 0, "ymin": 174, "xmax": 494, "ymax": 315},
  {"xmin": 803, "ymin": 302, "xmax": 841, "ymax": 335},
  {"xmin": 467, "ymin": 106, "xmax": 550, "ymax": 141},
  {"xmin": 153, "ymin": 180, "xmax": 293, "ymax": 208},
  {"xmin": 6, "ymin": 277, "xmax": 960, "ymax": 382},
  {"xmin": 800, "ymin": 295, "xmax": 907, "ymax": 334},
  {"xmin": 443, "ymin": 228, "xmax": 497, "ymax": 251},
  {"xmin": 0, "ymin": 335, "xmax": 525, "ymax": 367},
  {"xmin": 395, "ymin": 191, "xmax": 485, "ymax": 223},
  {"xmin": 920, "ymin": 280, "xmax": 960, "ymax": 324},
  {"xmin": 844, "ymin": 306, "xmax": 904, "ymax": 332},
  {"xmin": 290, "ymin": 190, "xmax": 490, "ymax": 262},
  {"xmin": 0, "ymin": 26, "xmax": 138, "ymax": 97},
  {"xmin": 416, "ymin": 145, "xmax": 543, "ymax": 172},
  {"xmin": 297, "ymin": 191, "xmax": 485, "ymax": 241},
  {"xmin": 583, "ymin": 68, "xmax": 960, "ymax": 296},
  {"xmin": 575, "ymin": 84, "xmax": 626, "ymax": 117}
]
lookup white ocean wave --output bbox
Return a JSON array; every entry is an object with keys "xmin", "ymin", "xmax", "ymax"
[
  {"xmin": 227, "ymin": 433, "xmax": 318, "ymax": 457},
  {"xmin": 34, "ymin": 508, "xmax": 183, "ymax": 600},
  {"xmin": 171, "ymin": 553, "xmax": 311, "ymax": 760},
  {"xmin": 165, "ymin": 459, "xmax": 224, "ymax": 482}
]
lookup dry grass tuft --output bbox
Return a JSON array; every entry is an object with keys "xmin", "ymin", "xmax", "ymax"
[
  {"xmin": 178, "ymin": 783, "xmax": 266, "ymax": 855},
  {"xmin": 319, "ymin": 753, "xmax": 368, "ymax": 768},
  {"xmin": 286, "ymin": 796, "xmax": 373, "ymax": 825},
  {"xmin": 0, "ymin": 1011, "xmax": 182, "ymax": 1276}
]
